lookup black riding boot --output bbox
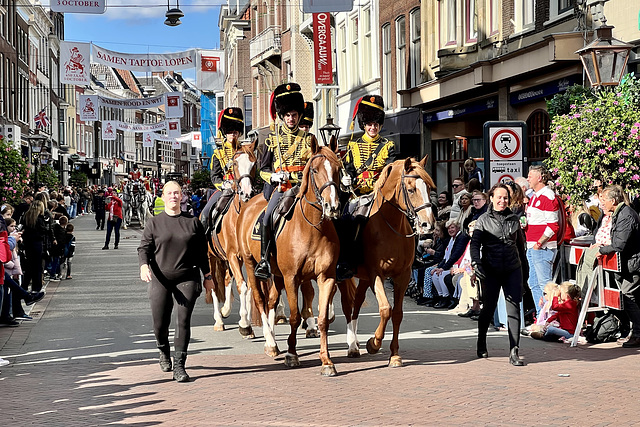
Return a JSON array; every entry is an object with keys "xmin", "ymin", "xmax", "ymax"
[
  {"xmin": 173, "ymin": 351, "xmax": 190, "ymax": 382},
  {"xmin": 254, "ymin": 224, "xmax": 272, "ymax": 280}
]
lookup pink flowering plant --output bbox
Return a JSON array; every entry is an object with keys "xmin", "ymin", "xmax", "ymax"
[
  {"xmin": 0, "ymin": 134, "xmax": 30, "ymax": 206},
  {"xmin": 545, "ymin": 87, "xmax": 640, "ymax": 207}
]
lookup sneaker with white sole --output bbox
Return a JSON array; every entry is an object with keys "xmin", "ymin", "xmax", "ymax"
[{"xmin": 0, "ymin": 357, "xmax": 10, "ymax": 366}]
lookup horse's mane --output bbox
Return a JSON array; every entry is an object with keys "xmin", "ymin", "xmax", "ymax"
[
  {"xmin": 373, "ymin": 158, "xmax": 435, "ymax": 195},
  {"xmin": 237, "ymin": 143, "xmax": 257, "ymax": 161}
]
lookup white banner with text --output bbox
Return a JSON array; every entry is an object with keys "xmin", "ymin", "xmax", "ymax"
[{"xmin": 92, "ymin": 44, "xmax": 197, "ymax": 72}]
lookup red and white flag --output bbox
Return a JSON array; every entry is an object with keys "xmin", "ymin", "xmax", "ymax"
[
  {"xmin": 167, "ymin": 119, "xmax": 181, "ymax": 138},
  {"xmin": 34, "ymin": 108, "xmax": 50, "ymax": 129},
  {"xmin": 165, "ymin": 92, "xmax": 183, "ymax": 119},
  {"xmin": 196, "ymin": 50, "xmax": 224, "ymax": 91}
]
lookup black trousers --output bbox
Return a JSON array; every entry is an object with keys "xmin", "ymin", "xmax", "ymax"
[
  {"xmin": 95, "ymin": 210, "xmax": 105, "ymax": 229},
  {"xmin": 148, "ymin": 275, "xmax": 201, "ymax": 352},
  {"xmin": 478, "ymin": 267, "xmax": 523, "ymax": 350},
  {"xmin": 23, "ymin": 240, "xmax": 44, "ymax": 292}
]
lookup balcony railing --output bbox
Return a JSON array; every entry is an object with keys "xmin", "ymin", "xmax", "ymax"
[{"xmin": 250, "ymin": 26, "xmax": 282, "ymax": 66}]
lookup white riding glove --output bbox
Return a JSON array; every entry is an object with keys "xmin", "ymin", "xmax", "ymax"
[
  {"xmin": 270, "ymin": 172, "xmax": 283, "ymax": 184},
  {"xmin": 222, "ymin": 180, "xmax": 233, "ymax": 190},
  {"xmin": 341, "ymin": 174, "xmax": 352, "ymax": 187}
]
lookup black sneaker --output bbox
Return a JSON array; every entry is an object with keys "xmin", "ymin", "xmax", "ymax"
[
  {"xmin": 102, "ymin": 246, "xmax": 109, "ymax": 250},
  {"xmin": 25, "ymin": 291, "xmax": 45, "ymax": 306},
  {"xmin": 114, "ymin": 245, "xmax": 118, "ymax": 249},
  {"xmin": 0, "ymin": 318, "xmax": 20, "ymax": 327}
]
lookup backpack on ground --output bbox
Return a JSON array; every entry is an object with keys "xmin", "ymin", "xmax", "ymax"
[{"xmin": 585, "ymin": 312, "xmax": 621, "ymax": 343}]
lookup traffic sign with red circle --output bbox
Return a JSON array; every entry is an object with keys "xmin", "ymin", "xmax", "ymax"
[{"xmin": 491, "ymin": 129, "xmax": 521, "ymax": 159}]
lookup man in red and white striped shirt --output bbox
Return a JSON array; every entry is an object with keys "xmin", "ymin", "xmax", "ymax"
[{"xmin": 525, "ymin": 165, "xmax": 560, "ymax": 317}]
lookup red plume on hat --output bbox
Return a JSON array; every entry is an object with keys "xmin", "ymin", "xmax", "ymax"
[
  {"xmin": 269, "ymin": 91, "xmax": 277, "ymax": 130},
  {"xmin": 350, "ymin": 97, "xmax": 363, "ymax": 131},
  {"xmin": 216, "ymin": 109, "xmax": 225, "ymax": 139}
]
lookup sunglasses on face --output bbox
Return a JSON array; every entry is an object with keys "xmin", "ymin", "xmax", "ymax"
[{"xmin": 452, "ymin": 184, "xmax": 462, "ymax": 188}]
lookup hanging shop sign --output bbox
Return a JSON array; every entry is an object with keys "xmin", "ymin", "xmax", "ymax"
[
  {"xmin": 424, "ymin": 97, "xmax": 498, "ymax": 123},
  {"xmin": 313, "ymin": 13, "xmax": 333, "ymax": 84},
  {"xmin": 196, "ymin": 50, "xmax": 225, "ymax": 91},
  {"xmin": 510, "ymin": 75, "xmax": 581, "ymax": 105},
  {"xmin": 483, "ymin": 121, "xmax": 527, "ymax": 187},
  {"xmin": 79, "ymin": 92, "xmax": 183, "ymax": 121}
]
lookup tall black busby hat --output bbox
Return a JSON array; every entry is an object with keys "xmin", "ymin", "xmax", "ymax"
[
  {"xmin": 217, "ymin": 107, "xmax": 244, "ymax": 138},
  {"xmin": 270, "ymin": 82, "xmax": 305, "ymax": 121},
  {"xmin": 351, "ymin": 95, "xmax": 385, "ymax": 131},
  {"xmin": 299, "ymin": 101, "xmax": 314, "ymax": 128}
]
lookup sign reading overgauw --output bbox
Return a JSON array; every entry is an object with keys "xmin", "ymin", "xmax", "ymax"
[
  {"xmin": 302, "ymin": 0, "xmax": 353, "ymax": 12},
  {"xmin": 51, "ymin": 0, "xmax": 105, "ymax": 13},
  {"xmin": 483, "ymin": 121, "xmax": 527, "ymax": 187},
  {"xmin": 313, "ymin": 13, "xmax": 333, "ymax": 84}
]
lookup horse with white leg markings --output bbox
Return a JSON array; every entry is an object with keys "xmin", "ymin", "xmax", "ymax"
[{"xmin": 203, "ymin": 141, "xmax": 257, "ymax": 337}]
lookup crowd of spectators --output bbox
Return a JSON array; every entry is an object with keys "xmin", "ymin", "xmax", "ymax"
[{"xmin": 407, "ymin": 159, "xmax": 640, "ymax": 361}]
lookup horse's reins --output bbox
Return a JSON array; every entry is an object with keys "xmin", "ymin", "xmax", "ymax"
[
  {"xmin": 299, "ymin": 153, "xmax": 340, "ymax": 228},
  {"xmin": 230, "ymin": 149, "xmax": 256, "ymax": 213},
  {"xmin": 376, "ymin": 171, "xmax": 431, "ymax": 238}
]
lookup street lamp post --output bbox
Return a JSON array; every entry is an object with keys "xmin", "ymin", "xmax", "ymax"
[
  {"xmin": 576, "ymin": 25, "xmax": 634, "ymax": 87},
  {"xmin": 319, "ymin": 115, "xmax": 341, "ymax": 147},
  {"xmin": 28, "ymin": 133, "xmax": 49, "ymax": 191}
]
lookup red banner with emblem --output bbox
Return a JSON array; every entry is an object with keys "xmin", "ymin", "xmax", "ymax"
[{"xmin": 313, "ymin": 13, "xmax": 333, "ymax": 84}]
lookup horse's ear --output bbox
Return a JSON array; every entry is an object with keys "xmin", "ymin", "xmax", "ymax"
[
  {"xmin": 310, "ymin": 134, "xmax": 320, "ymax": 155},
  {"xmin": 329, "ymin": 135, "xmax": 338, "ymax": 153},
  {"xmin": 403, "ymin": 157, "xmax": 413, "ymax": 173},
  {"xmin": 419, "ymin": 154, "xmax": 429, "ymax": 168},
  {"xmin": 247, "ymin": 140, "xmax": 256, "ymax": 154}
]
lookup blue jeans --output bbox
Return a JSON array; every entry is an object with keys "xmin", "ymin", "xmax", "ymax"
[
  {"xmin": 544, "ymin": 326, "xmax": 573, "ymax": 340},
  {"xmin": 526, "ymin": 247, "xmax": 557, "ymax": 317}
]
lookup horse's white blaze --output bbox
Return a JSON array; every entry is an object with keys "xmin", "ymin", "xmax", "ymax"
[
  {"xmin": 416, "ymin": 178, "xmax": 434, "ymax": 228},
  {"xmin": 238, "ymin": 281, "xmax": 250, "ymax": 328},
  {"xmin": 236, "ymin": 153, "xmax": 255, "ymax": 197},
  {"xmin": 323, "ymin": 159, "xmax": 338, "ymax": 209}
]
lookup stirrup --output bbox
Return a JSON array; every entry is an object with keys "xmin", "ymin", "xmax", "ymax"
[{"xmin": 254, "ymin": 260, "xmax": 271, "ymax": 280}]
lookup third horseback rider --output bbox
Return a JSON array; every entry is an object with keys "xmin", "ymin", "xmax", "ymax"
[{"xmin": 335, "ymin": 94, "xmax": 397, "ymax": 280}]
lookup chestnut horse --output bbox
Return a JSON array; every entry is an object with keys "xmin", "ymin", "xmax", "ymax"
[
  {"xmin": 203, "ymin": 142, "xmax": 257, "ymax": 336},
  {"xmin": 343, "ymin": 157, "xmax": 435, "ymax": 367},
  {"xmin": 237, "ymin": 138, "xmax": 343, "ymax": 376}
]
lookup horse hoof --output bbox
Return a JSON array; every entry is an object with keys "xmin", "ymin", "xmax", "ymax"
[
  {"xmin": 328, "ymin": 315, "xmax": 336, "ymax": 324},
  {"xmin": 213, "ymin": 324, "xmax": 225, "ymax": 332},
  {"xmin": 366, "ymin": 337, "xmax": 380, "ymax": 354},
  {"xmin": 275, "ymin": 315, "xmax": 287, "ymax": 325},
  {"xmin": 306, "ymin": 328, "xmax": 319, "ymax": 338},
  {"xmin": 347, "ymin": 349, "xmax": 361, "ymax": 358},
  {"xmin": 239, "ymin": 326, "xmax": 254, "ymax": 337},
  {"xmin": 284, "ymin": 354, "xmax": 300, "ymax": 367},
  {"xmin": 301, "ymin": 319, "xmax": 308, "ymax": 329},
  {"xmin": 321, "ymin": 364, "xmax": 337, "ymax": 377},
  {"xmin": 388, "ymin": 356, "xmax": 403, "ymax": 368},
  {"xmin": 265, "ymin": 345, "xmax": 280, "ymax": 358}
]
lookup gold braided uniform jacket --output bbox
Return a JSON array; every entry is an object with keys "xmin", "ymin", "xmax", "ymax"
[
  {"xmin": 259, "ymin": 124, "xmax": 313, "ymax": 190},
  {"xmin": 209, "ymin": 141, "xmax": 235, "ymax": 190},
  {"xmin": 344, "ymin": 135, "xmax": 396, "ymax": 194}
]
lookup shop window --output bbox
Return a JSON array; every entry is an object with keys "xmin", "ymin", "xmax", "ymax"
[
  {"xmin": 433, "ymin": 136, "xmax": 484, "ymax": 191},
  {"xmin": 527, "ymin": 109, "xmax": 550, "ymax": 163}
]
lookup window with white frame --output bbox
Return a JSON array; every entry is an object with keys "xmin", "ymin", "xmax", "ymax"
[
  {"xmin": 514, "ymin": 0, "xmax": 534, "ymax": 32},
  {"xmin": 439, "ymin": 0, "xmax": 457, "ymax": 48},
  {"xmin": 382, "ymin": 24, "xmax": 392, "ymax": 109},
  {"xmin": 465, "ymin": 0, "xmax": 477, "ymax": 43},
  {"xmin": 338, "ymin": 24, "xmax": 347, "ymax": 89},
  {"xmin": 487, "ymin": 0, "xmax": 499, "ymax": 37},
  {"xmin": 362, "ymin": 7, "xmax": 372, "ymax": 82},
  {"xmin": 410, "ymin": 8, "xmax": 421, "ymax": 88},
  {"xmin": 350, "ymin": 15, "xmax": 359, "ymax": 87},
  {"xmin": 550, "ymin": 0, "xmax": 575, "ymax": 19},
  {"xmin": 396, "ymin": 15, "xmax": 407, "ymax": 96}
]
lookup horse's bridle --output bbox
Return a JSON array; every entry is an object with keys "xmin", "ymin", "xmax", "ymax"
[
  {"xmin": 300, "ymin": 153, "xmax": 340, "ymax": 226},
  {"xmin": 231, "ymin": 149, "xmax": 256, "ymax": 212},
  {"xmin": 377, "ymin": 171, "xmax": 432, "ymax": 238}
]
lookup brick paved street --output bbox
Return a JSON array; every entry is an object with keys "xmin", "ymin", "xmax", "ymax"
[{"xmin": 0, "ymin": 214, "xmax": 638, "ymax": 426}]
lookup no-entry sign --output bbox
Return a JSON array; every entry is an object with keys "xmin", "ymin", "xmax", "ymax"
[{"xmin": 483, "ymin": 121, "xmax": 527, "ymax": 188}]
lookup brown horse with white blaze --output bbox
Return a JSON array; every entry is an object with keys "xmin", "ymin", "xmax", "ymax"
[
  {"xmin": 237, "ymin": 137, "xmax": 342, "ymax": 376},
  {"xmin": 344, "ymin": 157, "xmax": 435, "ymax": 367},
  {"xmin": 203, "ymin": 142, "xmax": 257, "ymax": 336}
]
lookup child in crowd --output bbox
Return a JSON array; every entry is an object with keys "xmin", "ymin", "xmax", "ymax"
[
  {"xmin": 531, "ymin": 282, "xmax": 581, "ymax": 342},
  {"xmin": 530, "ymin": 282, "xmax": 559, "ymax": 336},
  {"xmin": 4, "ymin": 218, "xmax": 23, "ymax": 281},
  {"xmin": 62, "ymin": 223, "xmax": 75, "ymax": 279}
]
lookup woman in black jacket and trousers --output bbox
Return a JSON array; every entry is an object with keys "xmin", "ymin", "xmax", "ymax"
[{"xmin": 470, "ymin": 184, "xmax": 527, "ymax": 366}]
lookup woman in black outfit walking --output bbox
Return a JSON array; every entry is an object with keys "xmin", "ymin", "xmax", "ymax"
[
  {"xmin": 138, "ymin": 181, "xmax": 213, "ymax": 382},
  {"xmin": 20, "ymin": 200, "xmax": 49, "ymax": 292},
  {"xmin": 470, "ymin": 183, "xmax": 527, "ymax": 366}
]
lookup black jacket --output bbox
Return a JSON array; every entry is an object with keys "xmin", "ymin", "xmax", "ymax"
[
  {"xmin": 93, "ymin": 194, "xmax": 106, "ymax": 212},
  {"xmin": 470, "ymin": 205, "xmax": 526, "ymax": 273},
  {"xmin": 438, "ymin": 232, "xmax": 469, "ymax": 271},
  {"xmin": 597, "ymin": 203, "xmax": 640, "ymax": 276}
]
